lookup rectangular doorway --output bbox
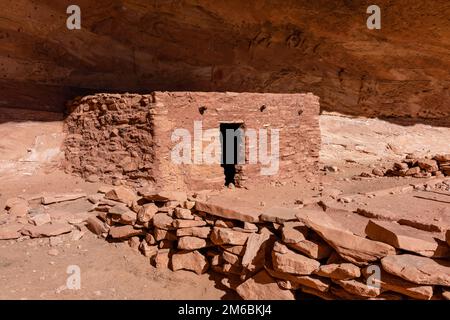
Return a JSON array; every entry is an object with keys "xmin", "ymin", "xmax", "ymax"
[{"xmin": 219, "ymin": 123, "xmax": 244, "ymax": 186}]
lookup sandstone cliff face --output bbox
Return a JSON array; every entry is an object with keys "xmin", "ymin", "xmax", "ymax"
[{"xmin": 1, "ymin": 0, "xmax": 449, "ymax": 118}]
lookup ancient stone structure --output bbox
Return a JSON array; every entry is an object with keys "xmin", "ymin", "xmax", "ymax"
[{"xmin": 64, "ymin": 92, "xmax": 320, "ymax": 190}]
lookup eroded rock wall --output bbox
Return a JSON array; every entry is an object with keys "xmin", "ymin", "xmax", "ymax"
[{"xmin": 1, "ymin": 0, "xmax": 449, "ymax": 119}]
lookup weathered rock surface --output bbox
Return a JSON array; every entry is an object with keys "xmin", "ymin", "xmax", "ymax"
[
  {"xmin": 365, "ymin": 220, "xmax": 449, "ymax": 258},
  {"xmin": 22, "ymin": 223, "xmax": 73, "ymax": 238},
  {"xmin": 362, "ymin": 267, "xmax": 433, "ymax": 300},
  {"xmin": 236, "ymin": 270, "xmax": 295, "ymax": 300},
  {"xmin": 171, "ymin": 250, "xmax": 209, "ymax": 274},
  {"xmin": 296, "ymin": 209, "xmax": 396, "ymax": 265},
  {"xmin": 315, "ymin": 263, "xmax": 361, "ymax": 280},
  {"xmin": 260, "ymin": 206, "xmax": 298, "ymax": 223},
  {"xmin": 177, "ymin": 236, "xmax": 208, "ymax": 250},
  {"xmin": 210, "ymin": 227, "xmax": 250, "ymax": 245},
  {"xmin": 195, "ymin": 200, "xmax": 261, "ymax": 223},
  {"xmin": 381, "ymin": 254, "xmax": 450, "ymax": 286},
  {"xmin": 272, "ymin": 243, "xmax": 320, "ymax": 275},
  {"xmin": 3, "ymin": 1, "xmax": 450, "ymax": 121}
]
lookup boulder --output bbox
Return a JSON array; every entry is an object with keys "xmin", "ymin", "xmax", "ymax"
[
  {"xmin": 381, "ymin": 254, "xmax": 450, "ymax": 286},
  {"xmin": 108, "ymin": 204, "xmax": 137, "ymax": 225},
  {"xmin": 137, "ymin": 203, "xmax": 158, "ymax": 223},
  {"xmin": 153, "ymin": 213, "xmax": 174, "ymax": 230},
  {"xmin": 417, "ymin": 159, "xmax": 439, "ymax": 172},
  {"xmin": 315, "ymin": 263, "xmax": 361, "ymax": 280},
  {"xmin": 287, "ymin": 238, "xmax": 333, "ymax": 260},
  {"xmin": 154, "ymin": 228, "xmax": 177, "ymax": 241},
  {"xmin": 281, "ymin": 221, "xmax": 308, "ymax": 243},
  {"xmin": 86, "ymin": 216, "xmax": 109, "ymax": 235},
  {"xmin": 171, "ymin": 250, "xmax": 209, "ymax": 274},
  {"xmin": 139, "ymin": 242, "xmax": 158, "ymax": 258},
  {"xmin": 365, "ymin": 220, "xmax": 449, "ymax": 258},
  {"xmin": 105, "ymin": 186, "xmax": 137, "ymax": 206},
  {"xmin": 210, "ymin": 227, "xmax": 250, "ymax": 245},
  {"xmin": 236, "ymin": 270, "xmax": 295, "ymax": 300},
  {"xmin": 177, "ymin": 236, "xmax": 208, "ymax": 250},
  {"xmin": 241, "ymin": 232, "xmax": 271, "ymax": 271},
  {"xmin": 154, "ymin": 249, "xmax": 171, "ymax": 269},
  {"xmin": 108, "ymin": 225, "xmax": 144, "ymax": 239},
  {"xmin": 174, "ymin": 207, "xmax": 194, "ymax": 220},
  {"xmin": 296, "ymin": 209, "xmax": 396, "ymax": 265},
  {"xmin": 272, "ymin": 243, "xmax": 320, "ymax": 275}
]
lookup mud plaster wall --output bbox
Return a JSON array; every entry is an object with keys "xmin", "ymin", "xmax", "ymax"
[{"xmin": 64, "ymin": 92, "xmax": 320, "ymax": 190}]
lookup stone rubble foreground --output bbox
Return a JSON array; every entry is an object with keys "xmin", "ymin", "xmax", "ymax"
[{"xmin": 0, "ymin": 184, "xmax": 449, "ymax": 300}]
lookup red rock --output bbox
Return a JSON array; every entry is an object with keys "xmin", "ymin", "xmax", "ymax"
[
  {"xmin": 222, "ymin": 251, "xmax": 240, "ymax": 265},
  {"xmin": 108, "ymin": 225, "xmax": 144, "ymax": 239},
  {"xmin": 241, "ymin": 232, "xmax": 271, "ymax": 271},
  {"xmin": 272, "ymin": 243, "xmax": 320, "ymax": 275},
  {"xmin": 361, "ymin": 266, "xmax": 433, "ymax": 300},
  {"xmin": 86, "ymin": 216, "xmax": 109, "ymax": 235},
  {"xmin": 171, "ymin": 250, "xmax": 209, "ymax": 274},
  {"xmin": 222, "ymin": 244, "xmax": 246, "ymax": 256},
  {"xmin": 302, "ymin": 286, "xmax": 337, "ymax": 300},
  {"xmin": 105, "ymin": 186, "xmax": 137, "ymax": 206},
  {"xmin": 154, "ymin": 249, "xmax": 171, "ymax": 269},
  {"xmin": 287, "ymin": 237, "xmax": 333, "ymax": 260},
  {"xmin": 108, "ymin": 204, "xmax": 137, "ymax": 225},
  {"xmin": 296, "ymin": 209, "xmax": 396, "ymax": 265},
  {"xmin": 172, "ymin": 219, "xmax": 207, "ymax": 228},
  {"xmin": 22, "ymin": 223, "xmax": 73, "ymax": 238},
  {"xmin": 334, "ymin": 279, "xmax": 383, "ymax": 298},
  {"xmin": 281, "ymin": 221, "xmax": 308, "ymax": 243},
  {"xmin": 41, "ymin": 193, "xmax": 86, "ymax": 205},
  {"xmin": 446, "ymin": 230, "xmax": 450, "ymax": 246},
  {"xmin": 210, "ymin": 227, "xmax": 250, "ymax": 245},
  {"xmin": 381, "ymin": 254, "xmax": 450, "ymax": 286},
  {"xmin": 236, "ymin": 270, "xmax": 295, "ymax": 300},
  {"xmin": 260, "ymin": 206, "xmax": 299, "ymax": 223},
  {"xmin": 195, "ymin": 199, "xmax": 261, "ymax": 223},
  {"xmin": 137, "ymin": 203, "xmax": 158, "ymax": 223},
  {"xmin": 177, "ymin": 236, "xmax": 208, "ymax": 250},
  {"xmin": 0, "ymin": 223, "xmax": 23, "ymax": 240},
  {"xmin": 315, "ymin": 263, "xmax": 361, "ymax": 280},
  {"xmin": 417, "ymin": 159, "xmax": 439, "ymax": 172},
  {"xmin": 5, "ymin": 197, "xmax": 27, "ymax": 210},
  {"xmin": 8, "ymin": 203, "xmax": 29, "ymax": 217},
  {"xmin": 139, "ymin": 188, "xmax": 187, "ymax": 202},
  {"xmin": 176, "ymin": 226, "xmax": 211, "ymax": 238},
  {"xmin": 365, "ymin": 220, "xmax": 449, "ymax": 258},
  {"xmin": 174, "ymin": 207, "xmax": 194, "ymax": 220},
  {"xmin": 139, "ymin": 242, "xmax": 158, "ymax": 258},
  {"xmin": 154, "ymin": 228, "xmax": 177, "ymax": 241},
  {"xmin": 266, "ymin": 267, "xmax": 330, "ymax": 292},
  {"xmin": 152, "ymin": 213, "xmax": 174, "ymax": 230},
  {"xmin": 29, "ymin": 213, "xmax": 51, "ymax": 226}
]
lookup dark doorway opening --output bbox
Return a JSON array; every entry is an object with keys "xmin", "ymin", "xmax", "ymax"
[{"xmin": 220, "ymin": 123, "xmax": 243, "ymax": 186}]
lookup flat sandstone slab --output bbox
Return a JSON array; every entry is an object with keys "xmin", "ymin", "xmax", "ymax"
[
  {"xmin": 195, "ymin": 199, "xmax": 261, "ymax": 222},
  {"xmin": 365, "ymin": 220, "xmax": 449, "ymax": 258},
  {"xmin": 381, "ymin": 254, "xmax": 450, "ymax": 286},
  {"xmin": 260, "ymin": 206, "xmax": 299, "ymax": 223},
  {"xmin": 296, "ymin": 209, "xmax": 395, "ymax": 266}
]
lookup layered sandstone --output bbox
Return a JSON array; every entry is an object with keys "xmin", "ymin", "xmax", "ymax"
[{"xmin": 1, "ymin": 1, "xmax": 449, "ymax": 120}]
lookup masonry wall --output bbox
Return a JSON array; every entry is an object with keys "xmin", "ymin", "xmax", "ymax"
[
  {"xmin": 153, "ymin": 92, "xmax": 321, "ymax": 190},
  {"xmin": 64, "ymin": 93, "xmax": 156, "ymax": 186},
  {"xmin": 64, "ymin": 92, "xmax": 321, "ymax": 190}
]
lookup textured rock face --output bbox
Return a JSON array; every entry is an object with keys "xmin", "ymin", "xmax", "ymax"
[{"xmin": 2, "ymin": 1, "xmax": 449, "ymax": 119}]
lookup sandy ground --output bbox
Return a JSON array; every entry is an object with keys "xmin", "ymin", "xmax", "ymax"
[{"xmin": 0, "ymin": 114, "xmax": 449, "ymax": 300}]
